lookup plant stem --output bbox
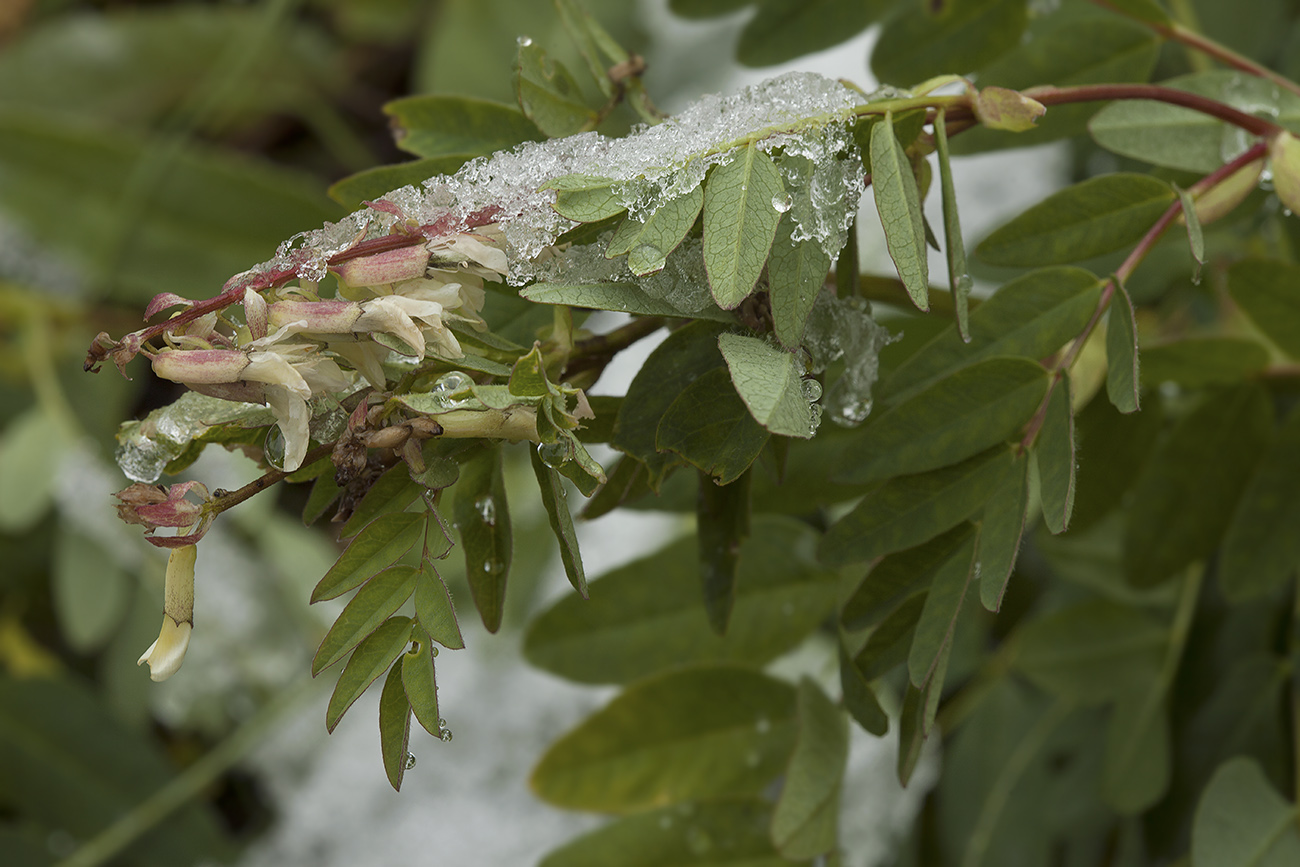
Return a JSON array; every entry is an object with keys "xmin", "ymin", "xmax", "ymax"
[
  {"xmin": 564, "ymin": 315, "xmax": 666, "ymax": 378},
  {"xmin": 1022, "ymin": 84, "xmax": 1284, "ymax": 137},
  {"xmin": 1054, "ymin": 140, "xmax": 1269, "ymax": 378},
  {"xmin": 208, "ymin": 440, "xmax": 337, "ymax": 515},
  {"xmin": 54, "ymin": 677, "xmax": 321, "ymax": 867}
]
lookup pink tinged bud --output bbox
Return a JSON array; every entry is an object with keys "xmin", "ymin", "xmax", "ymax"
[
  {"xmin": 152, "ymin": 349, "xmax": 250, "ymax": 385},
  {"xmin": 138, "ymin": 545, "xmax": 197, "ymax": 682},
  {"xmin": 244, "ymin": 288, "xmax": 269, "ymax": 341},
  {"xmin": 145, "ymin": 293, "xmax": 195, "ymax": 320},
  {"xmin": 267, "ymin": 300, "xmax": 362, "ymax": 334},
  {"xmin": 115, "ymin": 481, "xmax": 216, "ymax": 545},
  {"xmin": 330, "ymin": 246, "xmax": 430, "ymax": 288}
]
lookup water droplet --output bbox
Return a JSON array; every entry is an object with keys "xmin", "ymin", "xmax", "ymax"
[
  {"xmin": 801, "ymin": 378, "xmax": 823, "ymax": 401},
  {"xmin": 474, "ymin": 494, "xmax": 497, "ymax": 526},
  {"xmin": 263, "ymin": 425, "xmax": 287, "ymax": 470},
  {"xmin": 740, "ymin": 183, "xmax": 747, "ymax": 192},
  {"xmin": 517, "ymin": 35, "xmax": 533, "ymax": 47},
  {"xmin": 438, "ymin": 717, "xmax": 447, "ymax": 728},
  {"xmin": 772, "ymin": 193, "xmax": 793, "ymax": 213},
  {"xmin": 630, "ymin": 244, "xmax": 664, "ymax": 267},
  {"xmin": 429, "ymin": 371, "xmax": 474, "ymax": 410},
  {"xmin": 439, "ymin": 728, "xmax": 454, "ymax": 742},
  {"xmin": 755, "ymin": 716, "xmax": 771, "ymax": 734},
  {"xmin": 537, "ymin": 440, "xmax": 572, "ymax": 469},
  {"xmin": 430, "ymin": 645, "xmax": 439, "ymax": 657},
  {"xmin": 405, "ymin": 753, "xmax": 417, "ymax": 770},
  {"xmin": 828, "ymin": 394, "xmax": 872, "ymax": 427}
]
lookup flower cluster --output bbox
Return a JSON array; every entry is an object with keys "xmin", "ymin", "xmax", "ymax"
[{"xmin": 145, "ymin": 227, "xmax": 506, "ymax": 472}]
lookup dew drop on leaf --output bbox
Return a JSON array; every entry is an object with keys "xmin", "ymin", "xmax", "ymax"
[
  {"xmin": 439, "ymin": 728, "xmax": 453, "ymax": 743},
  {"xmin": 537, "ymin": 440, "xmax": 572, "ymax": 469},
  {"xmin": 404, "ymin": 753, "xmax": 417, "ymax": 770},
  {"xmin": 263, "ymin": 426, "xmax": 287, "ymax": 471},
  {"xmin": 474, "ymin": 494, "xmax": 497, "ymax": 526},
  {"xmin": 772, "ymin": 193, "xmax": 793, "ymax": 213}
]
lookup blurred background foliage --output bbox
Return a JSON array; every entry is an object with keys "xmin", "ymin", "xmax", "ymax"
[{"xmin": 0, "ymin": 1, "xmax": 649, "ymax": 864}]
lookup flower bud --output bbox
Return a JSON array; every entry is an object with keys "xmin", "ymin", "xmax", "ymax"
[
  {"xmin": 152, "ymin": 349, "xmax": 250, "ymax": 385},
  {"xmin": 330, "ymin": 246, "xmax": 430, "ymax": 288},
  {"xmin": 267, "ymin": 300, "xmax": 362, "ymax": 335}
]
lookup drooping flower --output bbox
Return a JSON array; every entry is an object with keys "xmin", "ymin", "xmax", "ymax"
[
  {"xmin": 115, "ymin": 480, "xmax": 215, "ymax": 547},
  {"xmin": 138, "ymin": 544, "xmax": 197, "ymax": 682}
]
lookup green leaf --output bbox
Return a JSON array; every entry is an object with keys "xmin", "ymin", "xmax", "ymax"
[
  {"xmin": 509, "ymin": 344, "xmax": 551, "ymax": 398},
  {"xmin": 0, "ymin": 675, "xmax": 231, "ymax": 864},
  {"xmin": 1089, "ymin": 70, "xmax": 1300, "ymax": 173},
  {"xmin": 514, "ymin": 41, "xmax": 596, "ymax": 137},
  {"xmin": 0, "ymin": 407, "xmax": 63, "ymax": 532},
  {"xmin": 607, "ymin": 183, "xmax": 704, "ymax": 275},
  {"xmin": 1106, "ymin": 281, "xmax": 1141, "ymax": 413},
  {"xmin": 934, "ymin": 110, "xmax": 971, "ymax": 340},
  {"xmin": 339, "ymin": 461, "xmax": 424, "ymax": 538},
  {"xmin": 907, "ymin": 528, "xmax": 978, "ymax": 689},
  {"xmin": 1103, "ymin": 690, "xmax": 1170, "ymax": 814},
  {"xmin": 1124, "ymin": 385, "xmax": 1273, "ymax": 587},
  {"xmin": 538, "ymin": 798, "xmax": 787, "ymax": 867},
  {"xmin": 736, "ymin": 0, "xmax": 883, "ymax": 67},
  {"xmin": 819, "ymin": 445, "xmax": 1013, "ymax": 567},
  {"xmin": 311, "ymin": 512, "xmax": 425, "ymax": 603},
  {"xmin": 696, "ymin": 469, "xmax": 750, "ymax": 636},
  {"xmin": 454, "ymin": 446, "xmax": 512, "ymax": 633},
  {"xmin": 385, "ymin": 94, "xmax": 543, "ymax": 158},
  {"xmin": 402, "ymin": 625, "xmax": 441, "ymax": 739},
  {"xmin": 882, "ymin": 267, "xmax": 1104, "ymax": 402},
  {"xmin": 542, "ymin": 174, "xmax": 628, "ymax": 223},
  {"xmin": 52, "ymin": 529, "xmax": 130, "ymax": 653},
  {"xmin": 1035, "ymin": 378, "xmax": 1076, "ymax": 534},
  {"xmin": 770, "ymin": 679, "xmax": 848, "ymax": 859},
  {"xmin": 871, "ymin": 111, "xmax": 929, "ymax": 311},
  {"xmin": 531, "ymin": 448, "xmax": 587, "ymax": 598},
  {"xmin": 1228, "ymin": 259, "xmax": 1300, "ymax": 359},
  {"xmin": 718, "ymin": 333, "xmax": 817, "ymax": 439},
  {"xmin": 951, "ymin": 7, "xmax": 1160, "ymax": 154},
  {"xmin": 524, "ymin": 517, "xmax": 838, "ymax": 684},
  {"xmin": 614, "ymin": 321, "xmax": 728, "ymax": 489},
  {"xmin": 837, "ymin": 356, "xmax": 1049, "ymax": 484},
  {"xmin": 1072, "ymin": 394, "xmax": 1164, "ymax": 531},
  {"xmin": 302, "ymin": 467, "xmax": 342, "ymax": 525},
  {"xmin": 897, "ymin": 640, "xmax": 951, "ymax": 785},
  {"xmin": 839, "ymin": 641, "xmax": 888, "ymax": 737},
  {"xmin": 1105, "ymin": 0, "xmax": 1172, "ymax": 24},
  {"xmin": 872, "ymin": 0, "xmax": 1029, "ymax": 86},
  {"xmin": 530, "ymin": 665, "xmax": 797, "ymax": 812},
  {"xmin": 842, "ymin": 522, "xmax": 978, "ymax": 631},
  {"xmin": 1220, "ymin": 405, "xmax": 1300, "ymax": 602},
  {"xmin": 312, "ymin": 564, "xmax": 418, "ymax": 675},
  {"xmin": 328, "ymin": 157, "xmax": 470, "ymax": 209},
  {"xmin": 768, "ymin": 218, "xmax": 832, "ymax": 348},
  {"xmin": 1192, "ymin": 758, "xmax": 1300, "ymax": 867},
  {"xmin": 325, "ymin": 616, "xmax": 412, "ymax": 733},
  {"xmin": 976, "ymin": 174, "xmax": 1173, "ymax": 267},
  {"xmin": 853, "ymin": 593, "xmax": 927, "ymax": 682},
  {"xmin": 1141, "ymin": 337, "xmax": 1271, "ymax": 388},
  {"xmin": 656, "ymin": 367, "xmax": 770, "ymax": 484},
  {"xmin": 702, "ymin": 143, "xmax": 784, "ymax": 309},
  {"xmin": 413, "ymin": 559, "xmax": 465, "ymax": 650},
  {"xmin": 1175, "ymin": 183, "xmax": 1205, "ymax": 277},
  {"xmin": 520, "ymin": 282, "xmax": 733, "ymax": 320},
  {"xmin": 978, "ymin": 453, "xmax": 1029, "ymax": 611},
  {"xmin": 1012, "ymin": 601, "xmax": 1166, "ymax": 704},
  {"xmin": 379, "ymin": 663, "xmax": 413, "ymax": 792}
]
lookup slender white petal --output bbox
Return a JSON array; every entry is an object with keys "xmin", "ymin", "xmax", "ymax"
[
  {"xmin": 264, "ymin": 385, "xmax": 311, "ymax": 471},
  {"xmin": 138, "ymin": 545, "xmax": 197, "ymax": 682}
]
